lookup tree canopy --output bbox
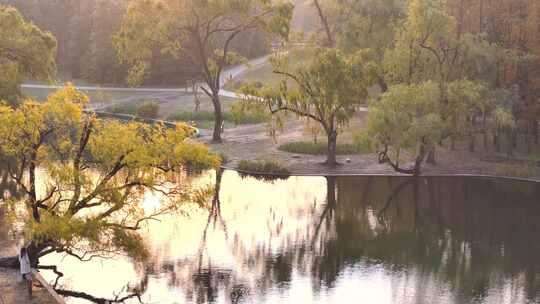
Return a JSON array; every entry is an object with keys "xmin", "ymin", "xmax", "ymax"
[
  {"xmin": 243, "ymin": 48, "xmax": 373, "ymax": 165},
  {"xmin": 0, "ymin": 86, "xmax": 219, "ymax": 267},
  {"xmin": 0, "ymin": 5, "xmax": 56, "ymax": 104},
  {"xmin": 114, "ymin": 0, "xmax": 294, "ymax": 141}
]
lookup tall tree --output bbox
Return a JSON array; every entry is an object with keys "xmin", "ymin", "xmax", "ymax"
[
  {"xmin": 245, "ymin": 48, "xmax": 372, "ymax": 165},
  {"xmin": 0, "ymin": 86, "xmax": 219, "ymax": 270},
  {"xmin": 0, "ymin": 5, "xmax": 56, "ymax": 104},
  {"xmin": 365, "ymin": 82, "xmax": 443, "ymax": 175},
  {"xmin": 82, "ymin": 0, "xmax": 128, "ymax": 83},
  {"xmin": 114, "ymin": 0, "xmax": 293, "ymax": 142}
]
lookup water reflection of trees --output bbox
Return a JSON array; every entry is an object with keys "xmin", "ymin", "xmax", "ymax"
[
  {"xmin": 312, "ymin": 176, "xmax": 540, "ymax": 303},
  {"xmin": 145, "ymin": 174, "xmax": 540, "ymax": 304}
]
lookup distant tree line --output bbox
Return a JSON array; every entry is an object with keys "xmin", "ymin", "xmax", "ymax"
[{"xmin": 0, "ymin": 0, "xmax": 270, "ymax": 86}]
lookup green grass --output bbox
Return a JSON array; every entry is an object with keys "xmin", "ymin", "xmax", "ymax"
[
  {"xmin": 167, "ymin": 111, "xmax": 226, "ymax": 122},
  {"xmin": 105, "ymin": 103, "xmax": 141, "ymax": 115},
  {"xmin": 278, "ymin": 141, "xmax": 373, "ymax": 155},
  {"xmin": 237, "ymin": 159, "xmax": 290, "ymax": 176},
  {"xmin": 167, "ymin": 110, "xmax": 266, "ymax": 126}
]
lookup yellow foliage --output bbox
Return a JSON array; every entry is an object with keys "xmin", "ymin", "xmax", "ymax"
[{"xmin": 0, "ymin": 86, "xmax": 219, "ymax": 262}]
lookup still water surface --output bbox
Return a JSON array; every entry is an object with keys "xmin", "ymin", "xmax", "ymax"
[{"xmin": 14, "ymin": 171, "xmax": 540, "ymax": 303}]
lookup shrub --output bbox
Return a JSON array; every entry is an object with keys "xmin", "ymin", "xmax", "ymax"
[
  {"xmin": 237, "ymin": 159, "xmax": 290, "ymax": 176},
  {"xmin": 107, "ymin": 103, "xmax": 139, "ymax": 115},
  {"xmin": 136, "ymin": 102, "xmax": 159, "ymax": 119},
  {"xmin": 278, "ymin": 141, "xmax": 373, "ymax": 155}
]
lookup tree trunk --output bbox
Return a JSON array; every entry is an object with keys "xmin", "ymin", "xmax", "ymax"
[
  {"xmin": 469, "ymin": 133, "xmax": 475, "ymax": 152},
  {"xmin": 482, "ymin": 114, "xmax": 488, "ymax": 150},
  {"xmin": 494, "ymin": 133, "xmax": 500, "ymax": 153},
  {"xmin": 211, "ymin": 94, "xmax": 223, "ymax": 143},
  {"xmin": 326, "ymin": 131, "xmax": 338, "ymax": 166},
  {"xmin": 413, "ymin": 144, "xmax": 427, "ymax": 176},
  {"xmin": 451, "ymin": 136, "xmax": 456, "ymax": 150},
  {"xmin": 426, "ymin": 148, "xmax": 436, "ymax": 164},
  {"xmin": 535, "ymin": 120, "xmax": 539, "ymax": 144},
  {"xmin": 507, "ymin": 131, "xmax": 514, "ymax": 158},
  {"xmin": 377, "ymin": 75, "xmax": 388, "ymax": 93},
  {"xmin": 313, "ymin": 0, "xmax": 334, "ymax": 47},
  {"xmin": 527, "ymin": 123, "xmax": 532, "ymax": 154}
]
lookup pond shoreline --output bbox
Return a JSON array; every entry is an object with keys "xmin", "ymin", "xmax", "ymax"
[
  {"xmin": 223, "ymin": 165, "xmax": 540, "ymax": 183},
  {"xmin": 224, "ymin": 162, "xmax": 540, "ymax": 183},
  {"xmin": 200, "ymin": 120, "xmax": 540, "ymax": 183}
]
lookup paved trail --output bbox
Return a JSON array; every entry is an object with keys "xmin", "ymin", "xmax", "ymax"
[{"xmin": 21, "ymin": 55, "xmax": 271, "ymax": 100}]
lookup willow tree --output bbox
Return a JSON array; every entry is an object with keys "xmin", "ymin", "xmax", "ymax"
[
  {"xmin": 114, "ymin": 0, "xmax": 293, "ymax": 142},
  {"xmin": 0, "ymin": 5, "xmax": 57, "ymax": 104},
  {"xmin": 0, "ymin": 86, "xmax": 219, "ymax": 270},
  {"xmin": 382, "ymin": 0, "xmax": 497, "ymax": 163},
  {"xmin": 244, "ymin": 48, "xmax": 372, "ymax": 166},
  {"xmin": 365, "ymin": 82, "xmax": 443, "ymax": 175}
]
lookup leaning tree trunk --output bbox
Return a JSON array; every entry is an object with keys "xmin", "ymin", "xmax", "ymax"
[
  {"xmin": 326, "ymin": 131, "xmax": 338, "ymax": 166},
  {"xmin": 211, "ymin": 93, "xmax": 223, "ymax": 143}
]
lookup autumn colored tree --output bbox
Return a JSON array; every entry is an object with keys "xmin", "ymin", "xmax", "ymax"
[{"xmin": 0, "ymin": 86, "xmax": 219, "ymax": 270}]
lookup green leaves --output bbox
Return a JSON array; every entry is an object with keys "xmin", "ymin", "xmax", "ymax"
[
  {"xmin": 115, "ymin": 0, "xmax": 294, "ymax": 87},
  {"xmin": 365, "ymin": 82, "xmax": 443, "ymax": 164},
  {"xmin": 0, "ymin": 5, "xmax": 57, "ymax": 103},
  {"xmin": 0, "ymin": 86, "xmax": 219, "ymax": 262}
]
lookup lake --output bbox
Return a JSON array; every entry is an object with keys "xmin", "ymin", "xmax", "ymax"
[{"xmin": 3, "ymin": 170, "xmax": 540, "ymax": 304}]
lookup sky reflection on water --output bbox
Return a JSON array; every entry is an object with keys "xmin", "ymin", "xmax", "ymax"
[{"xmin": 22, "ymin": 171, "xmax": 540, "ymax": 304}]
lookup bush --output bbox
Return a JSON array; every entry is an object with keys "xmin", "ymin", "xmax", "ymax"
[
  {"xmin": 278, "ymin": 141, "xmax": 373, "ymax": 155},
  {"xmin": 237, "ymin": 159, "xmax": 290, "ymax": 176},
  {"xmin": 107, "ymin": 103, "xmax": 139, "ymax": 115},
  {"xmin": 136, "ymin": 102, "xmax": 159, "ymax": 119}
]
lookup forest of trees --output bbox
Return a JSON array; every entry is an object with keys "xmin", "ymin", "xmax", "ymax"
[
  {"xmin": 0, "ymin": 0, "xmax": 538, "ymax": 169},
  {"xmin": 238, "ymin": 0, "xmax": 540, "ymax": 172},
  {"xmin": 0, "ymin": 0, "xmax": 271, "ymax": 85}
]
